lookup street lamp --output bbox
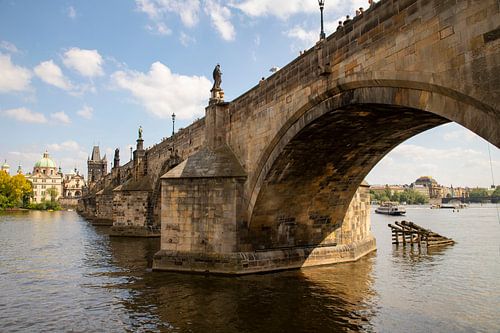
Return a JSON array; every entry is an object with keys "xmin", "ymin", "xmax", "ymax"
[
  {"xmin": 172, "ymin": 113, "xmax": 176, "ymax": 136},
  {"xmin": 318, "ymin": 0, "xmax": 326, "ymax": 40}
]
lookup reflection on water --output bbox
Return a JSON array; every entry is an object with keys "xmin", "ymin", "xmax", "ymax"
[{"xmin": 1, "ymin": 206, "xmax": 499, "ymax": 332}]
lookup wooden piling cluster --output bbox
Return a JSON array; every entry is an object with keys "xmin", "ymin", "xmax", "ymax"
[{"xmin": 388, "ymin": 221, "xmax": 455, "ymax": 248}]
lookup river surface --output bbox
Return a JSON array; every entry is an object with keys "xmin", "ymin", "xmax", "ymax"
[{"xmin": 0, "ymin": 206, "xmax": 499, "ymax": 332}]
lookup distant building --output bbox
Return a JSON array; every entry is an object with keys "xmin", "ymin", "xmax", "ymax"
[
  {"xmin": 25, "ymin": 151, "xmax": 64, "ymax": 203},
  {"xmin": 412, "ymin": 176, "xmax": 442, "ymax": 199},
  {"xmin": 62, "ymin": 168, "xmax": 85, "ymax": 198},
  {"xmin": 370, "ymin": 184, "xmax": 406, "ymax": 196},
  {"xmin": 87, "ymin": 146, "xmax": 107, "ymax": 188},
  {"xmin": 412, "ymin": 184, "xmax": 431, "ymax": 199},
  {"xmin": 1, "ymin": 160, "xmax": 10, "ymax": 174},
  {"xmin": 445, "ymin": 185, "xmax": 469, "ymax": 198}
]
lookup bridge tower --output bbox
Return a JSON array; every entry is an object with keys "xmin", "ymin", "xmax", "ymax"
[{"xmin": 87, "ymin": 146, "xmax": 107, "ymax": 187}]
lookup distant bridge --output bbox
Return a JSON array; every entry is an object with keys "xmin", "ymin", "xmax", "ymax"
[{"xmin": 442, "ymin": 197, "xmax": 499, "ymax": 204}]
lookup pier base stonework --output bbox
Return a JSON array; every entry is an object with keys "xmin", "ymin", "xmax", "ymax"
[
  {"xmin": 153, "ymin": 237, "xmax": 376, "ymax": 275},
  {"xmin": 153, "ymin": 147, "xmax": 375, "ymax": 274}
]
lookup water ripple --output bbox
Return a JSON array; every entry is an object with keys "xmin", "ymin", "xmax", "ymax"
[{"xmin": 0, "ymin": 207, "xmax": 499, "ymax": 332}]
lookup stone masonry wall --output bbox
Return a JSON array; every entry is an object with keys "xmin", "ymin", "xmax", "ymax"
[
  {"xmin": 341, "ymin": 183, "xmax": 371, "ymax": 244},
  {"xmin": 145, "ymin": 119, "xmax": 205, "ymax": 181},
  {"xmin": 112, "ymin": 190, "xmax": 149, "ymax": 227},
  {"xmin": 95, "ymin": 193, "xmax": 113, "ymax": 222},
  {"xmin": 160, "ymin": 177, "xmax": 245, "ymax": 254}
]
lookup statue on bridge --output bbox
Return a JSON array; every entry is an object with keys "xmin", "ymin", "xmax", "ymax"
[
  {"xmin": 113, "ymin": 148, "xmax": 120, "ymax": 168},
  {"xmin": 212, "ymin": 64, "xmax": 222, "ymax": 91},
  {"xmin": 210, "ymin": 64, "xmax": 224, "ymax": 104},
  {"xmin": 138, "ymin": 125, "xmax": 143, "ymax": 140}
]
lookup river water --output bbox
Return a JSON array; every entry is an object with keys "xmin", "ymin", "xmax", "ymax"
[{"xmin": 0, "ymin": 206, "xmax": 499, "ymax": 332}]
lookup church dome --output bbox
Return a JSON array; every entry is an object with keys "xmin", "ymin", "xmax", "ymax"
[
  {"xmin": 415, "ymin": 176, "xmax": 437, "ymax": 185},
  {"xmin": 34, "ymin": 151, "xmax": 56, "ymax": 169},
  {"xmin": 1, "ymin": 160, "xmax": 9, "ymax": 169}
]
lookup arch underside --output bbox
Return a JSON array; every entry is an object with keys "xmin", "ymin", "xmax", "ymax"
[{"xmin": 246, "ymin": 103, "xmax": 448, "ymax": 250}]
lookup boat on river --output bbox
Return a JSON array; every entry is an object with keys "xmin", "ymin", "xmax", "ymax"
[{"xmin": 375, "ymin": 202, "xmax": 406, "ymax": 216}]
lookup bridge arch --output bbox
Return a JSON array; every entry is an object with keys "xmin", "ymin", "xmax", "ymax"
[{"xmin": 245, "ymin": 82, "xmax": 499, "ymax": 250}]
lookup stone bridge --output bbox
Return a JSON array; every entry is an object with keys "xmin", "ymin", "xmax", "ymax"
[{"xmin": 82, "ymin": 0, "xmax": 500, "ymax": 274}]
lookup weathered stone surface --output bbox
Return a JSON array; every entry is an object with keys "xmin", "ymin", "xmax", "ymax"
[
  {"xmin": 162, "ymin": 145, "xmax": 246, "ymax": 179},
  {"xmin": 109, "ymin": 225, "xmax": 160, "ymax": 238},
  {"xmin": 153, "ymin": 236, "xmax": 376, "ymax": 275},
  {"xmin": 159, "ymin": 146, "xmax": 247, "ymax": 256}
]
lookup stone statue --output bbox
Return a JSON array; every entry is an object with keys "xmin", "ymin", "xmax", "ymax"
[
  {"xmin": 114, "ymin": 148, "xmax": 119, "ymax": 160},
  {"xmin": 138, "ymin": 126, "xmax": 143, "ymax": 140},
  {"xmin": 212, "ymin": 64, "xmax": 222, "ymax": 90}
]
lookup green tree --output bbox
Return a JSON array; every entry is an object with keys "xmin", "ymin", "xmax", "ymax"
[
  {"xmin": 491, "ymin": 186, "xmax": 500, "ymax": 203},
  {"xmin": 469, "ymin": 188, "xmax": 489, "ymax": 198},
  {"xmin": 492, "ymin": 186, "xmax": 500, "ymax": 197},
  {"xmin": 47, "ymin": 187, "xmax": 58, "ymax": 202},
  {"xmin": 10, "ymin": 174, "xmax": 32, "ymax": 207},
  {"xmin": 0, "ymin": 171, "xmax": 32, "ymax": 209},
  {"xmin": 370, "ymin": 190, "xmax": 390, "ymax": 202},
  {"xmin": 371, "ymin": 187, "xmax": 428, "ymax": 204}
]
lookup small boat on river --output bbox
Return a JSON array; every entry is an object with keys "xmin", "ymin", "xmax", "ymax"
[{"xmin": 375, "ymin": 202, "xmax": 406, "ymax": 216}]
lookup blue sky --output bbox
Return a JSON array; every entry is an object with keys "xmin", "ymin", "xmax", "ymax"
[{"xmin": 0, "ymin": 0, "xmax": 498, "ymax": 188}]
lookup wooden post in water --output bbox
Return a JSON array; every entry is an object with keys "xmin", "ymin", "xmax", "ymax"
[{"xmin": 387, "ymin": 221, "xmax": 454, "ymax": 248}]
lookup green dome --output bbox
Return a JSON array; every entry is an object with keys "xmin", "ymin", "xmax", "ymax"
[{"xmin": 34, "ymin": 151, "xmax": 56, "ymax": 169}]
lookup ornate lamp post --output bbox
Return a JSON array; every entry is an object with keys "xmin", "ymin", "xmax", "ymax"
[
  {"xmin": 171, "ymin": 113, "xmax": 176, "ymax": 136},
  {"xmin": 318, "ymin": 0, "xmax": 326, "ymax": 40}
]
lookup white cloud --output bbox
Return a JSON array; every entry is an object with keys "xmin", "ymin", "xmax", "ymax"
[
  {"xmin": 285, "ymin": 26, "xmax": 317, "ymax": 47},
  {"xmin": 179, "ymin": 32, "xmax": 196, "ymax": 46},
  {"xmin": 230, "ymin": 0, "xmax": 367, "ymax": 19},
  {"xmin": 0, "ymin": 41, "xmax": 19, "ymax": 53},
  {"xmin": 136, "ymin": 0, "xmax": 161, "ymax": 19},
  {"xmin": 77, "ymin": 105, "xmax": 94, "ymax": 119},
  {"xmin": 204, "ymin": 0, "xmax": 236, "ymax": 41},
  {"xmin": 443, "ymin": 129, "xmax": 476, "ymax": 142},
  {"xmin": 34, "ymin": 60, "xmax": 73, "ymax": 90},
  {"xmin": 285, "ymin": 20, "xmax": 339, "ymax": 50},
  {"xmin": 146, "ymin": 22, "xmax": 172, "ymax": 35},
  {"xmin": 8, "ymin": 151, "xmax": 43, "ymax": 173},
  {"xmin": 68, "ymin": 6, "xmax": 76, "ymax": 19},
  {"xmin": 112, "ymin": 61, "xmax": 211, "ymax": 120},
  {"xmin": 156, "ymin": 22, "xmax": 172, "ymax": 35},
  {"xmin": 50, "ymin": 111, "xmax": 71, "ymax": 124},
  {"xmin": 229, "ymin": 0, "xmax": 316, "ymax": 19},
  {"xmin": 1, "ymin": 107, "xmax": 47, "ymax": 123},
  {"xmin": 62, "ymin": 47, "xmax": 104, "ymax": 77},
  {"xmin": 47, "ymin": 140, "xmax": 80, "ymax": 152},
  {"xmin": 0, "ymin": 53, "xmax": 32, "ymax": 93},
  {"xmin": 136, "ymin": 0, "xmax": 200, "ymax": 27},
  {"xmin": 367, "ymin": 143, "xmax": 500, "ymax": 187}
]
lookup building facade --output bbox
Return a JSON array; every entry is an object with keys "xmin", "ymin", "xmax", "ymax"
[
  {"xmin": 63, "ymin": 169, "xmax": 85, "ymax": 198},
  {"xmin": 25, "ymin": 151, "xmax": 64, "ymax": 203}
]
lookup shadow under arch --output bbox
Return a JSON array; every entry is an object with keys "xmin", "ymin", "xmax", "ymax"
[{"xmin": 245, "ymin": 83, "xmax": 499, "ymax": 250}]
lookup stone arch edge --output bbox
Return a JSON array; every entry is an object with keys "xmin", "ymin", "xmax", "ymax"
[{"xmin": 245, "ymin": 82, "xmax": 500, "ymax": 224}]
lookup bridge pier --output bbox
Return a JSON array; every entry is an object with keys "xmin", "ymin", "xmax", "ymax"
[{"xmin": 153, "ymin": 164, "xmax": 376, "ymax": 274}]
